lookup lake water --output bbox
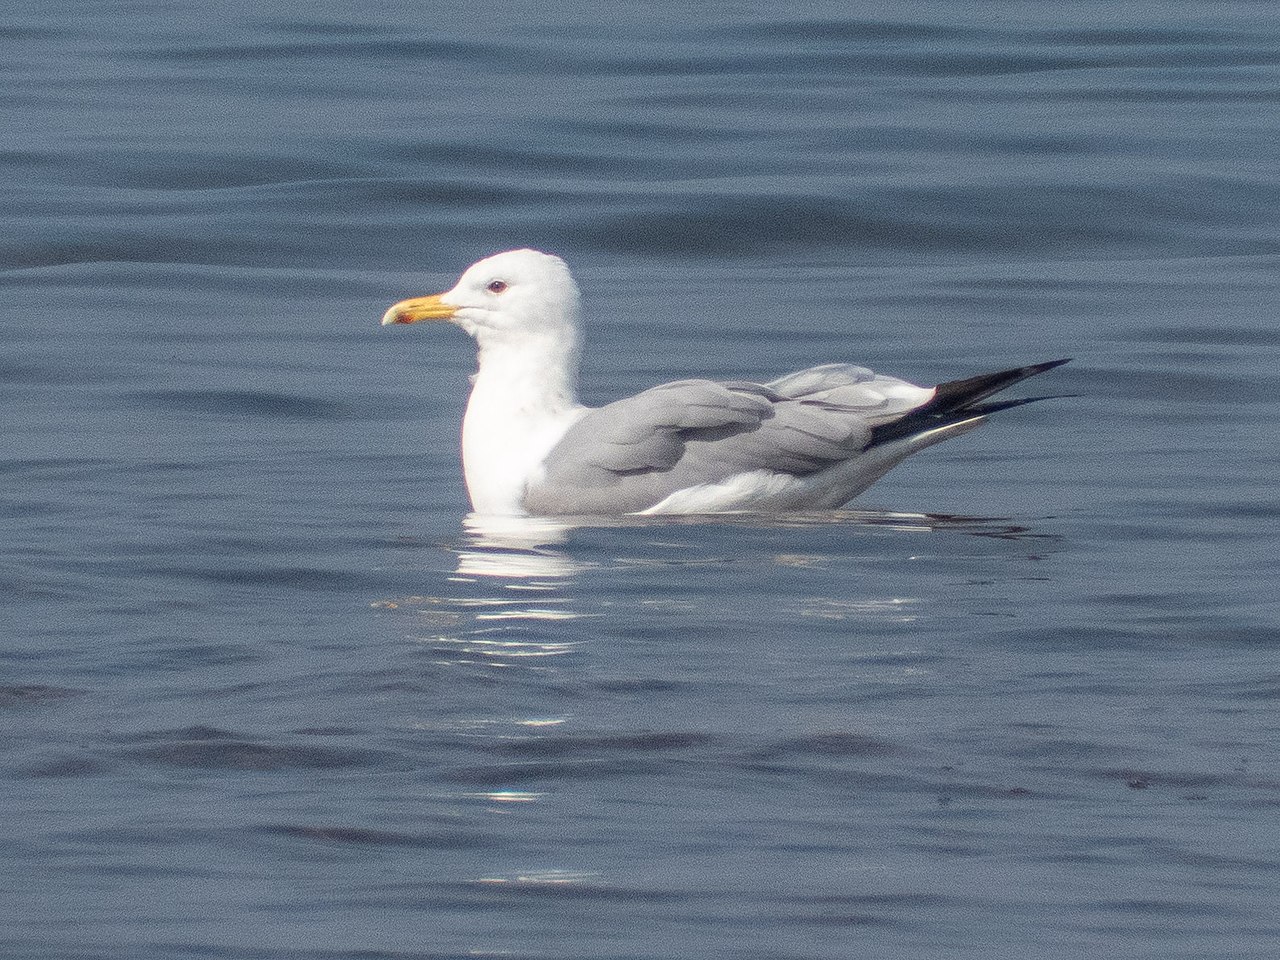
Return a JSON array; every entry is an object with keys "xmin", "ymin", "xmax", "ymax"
[{"xmin": 3, "ymin": 2, "xmax": 1279, "ymax": 958}]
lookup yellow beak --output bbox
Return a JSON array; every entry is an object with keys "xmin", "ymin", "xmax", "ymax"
[{"xmin": 381, "ymin": 293, "xmax": 457, "ymax": 326}]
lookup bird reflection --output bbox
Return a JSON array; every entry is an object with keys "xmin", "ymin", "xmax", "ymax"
[
  {"xmin": 380, "ymin": 508, "xmax": 1056, "ymax": 671},
  {"xmin": 385, "ymin": 514, "xmax": 589, "ymax": 669},
  {"xmin": 452, "ymin": 513, "xmax": 585, "ymax": 582},
  {"xmin": 370, "ymin": 516, "xmax": 595, "ymax": 672}
]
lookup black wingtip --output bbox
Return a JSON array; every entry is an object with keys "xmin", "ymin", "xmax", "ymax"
[
  {"xmin": 1029, "ymin": 358, "xmax": 1072, "ymax": 375},
  {"xmin": 931, "ymin": 358, "xmax": 1071, "ymax": 409},
  {"xmin": 869, "ymin": 358, "xmax": 1070, "ymax": 448},
  {"xmin": 964, "ymin": 392, "xmax": 1076, "ymax": 416}
]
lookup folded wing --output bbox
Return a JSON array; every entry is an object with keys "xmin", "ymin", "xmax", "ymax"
[
  {"xmin": 523, "ymin": 360, "xmax": 1067, "ymax": 515},
  {"xmin": 524, "ymin": 367, "xmax": 925, "ymax": 514}
]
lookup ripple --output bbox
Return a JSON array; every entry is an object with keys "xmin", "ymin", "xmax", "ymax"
[
  {"xmin": 490, "ymin": 731, "xmax": 717, "ymax": 759},
  {"xmin": 118, "ymin": 727, "xmax": 389, "ymax": 771},
  {"xmin": 752, "ymin": 732, "xmax": 901, "ymax": 760},
  {"xmin": 0, "ymin": 684, "xmax": 83, "ymax": 708},
  {"xmin": 128, "ymin": 388, "xmax": 350, "ymax": 421},
  {"xmin": 258, "ymin": 823, "xmax": 493, "ymax": 849},
  {"xmin": 25, "ymin": 755, "xmax": 107, "ymax": 778}
]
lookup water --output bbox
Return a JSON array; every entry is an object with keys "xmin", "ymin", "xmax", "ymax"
[{"xmin": 4, "ymin": 2, "xmax": 1279, "ymax": 957}]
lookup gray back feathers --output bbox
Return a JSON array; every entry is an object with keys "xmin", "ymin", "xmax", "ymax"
[{"xmin": 523, "ymin": 365, "xmax": 931, "ymax": 515}]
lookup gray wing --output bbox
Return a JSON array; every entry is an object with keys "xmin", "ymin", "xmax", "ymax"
[
  {"xmin": 522, "ymin": 368, "xmax": 933, "ymax": 515},
  {"xmin": 766, "ymin": 363, "xmax": 933, "ymax": 421}
]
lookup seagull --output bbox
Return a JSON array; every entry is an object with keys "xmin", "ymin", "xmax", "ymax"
[{"xmin": 382, "ymin": 249, "xmax": 1067, "ymax": 517}]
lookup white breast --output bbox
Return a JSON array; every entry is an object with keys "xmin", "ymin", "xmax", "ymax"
[{"xmin": 461, "ymin": 379, "xmax": 584, "ymax": 515}]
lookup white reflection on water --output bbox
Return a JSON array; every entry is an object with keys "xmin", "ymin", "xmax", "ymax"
[
  {"xmin": 472, "ymin": 869, "xmax": 600, "ymax": 886},
  {"xmin": 414, "ymin": 631, "xmax": 581, "ymax": 664},
  {"xmin": 466, "ymin": 790, "xmax": 546, "ymax": 804},
  {"xmin": 379, "ymin": 514, "xmax": 594, "ymax": 672},
  {"xmin": 452, "ymin": 513, "xmax": 587, "ymax": 582},
  {"xmin": 796, "ymin": 597, "xmax": 920, "ymax": 622},
  {"xmin": 379, "ymin": 509, "xmax": 1056, "ymax": 672}
]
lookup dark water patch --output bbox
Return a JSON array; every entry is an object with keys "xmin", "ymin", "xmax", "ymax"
[
  {"xmin": 328, "ymin": 175, "xmax": 543, "ymax": 209},
  {"xmin": 571, "ymin": 180, "xmax": 1270, "ymax": 260},
  {"xmin": 25, "ymin": 755, "xmax": 108, "ymax": 778},
  {"xmin": 533, "ymin": 41, "xmax": 1109, "ymax": 80},
  {"xmin": 778, "ymin": 909, "xmax": 894, "ymax": 928},
  {"xmin": 0, "ymin": 24, "xmax": 62, "ymax": 41},
  {"xmin": 731, "ymin": 19, "xmax": 1280, "ymax": 68},
  {"xmin": 985, "ymin": 83, "xmax": 1280, "ymax": 105},
  {"xmin": 1134, "ymin": 842, "xmax": 1280, "ymax": 872},
  {"xmin": 804, "ymin": 891, "xmax": 955, "ymax": 909},
  {"xmin": 1168, "ymin": 626, "xmax": 1279, "ymax": 648},
  {"xmin": 1041, "ymin": 26, "xmax": 1267, "ymax": 47},
  {"xmin": 590, "ymin": 676, "xmax": 690, "ymax": 694},
  {"xmin": 1004, "ymin": 622, "xmax": 1161, "ymax": 652},
  {"xmin": 12, "ymin": 171, "xmax": 1277, "ymax": 275},
  {"xmin": 1102, "ymin": 897, "xmax": 1250, "ymax": 919},
  {"xmin": 1005, "ymin": 737, "xmax": 1132, "ymax": 762},
  {"xmin": 946, "ymin": 275, "xmax": 1144, "ymax": 293},
  {"xmin": 258, "ymin": 823, "xmax": 493, "ymax": 849},
  {"xmin": 735, "ymin": 756, "xmax": 923, "ymax": 792},
  {"xmin": 1191, "ymin": 498, "xmax": 1280, "ymax": 522},
  {"xmin": 130, "ymin": 388, "xmax": 350, "ymax": 421},
  {"xmin": 752, "ymin": 731, "xmax": 900, "ymax": 760},
  {"xmin": 0, "ymin": 359, "xmax": 85, "ymax": 385},
  {"xmin": 853, "ymin": 125, "xmax": 1097, "ymax": 158},
  {"xmin": 121, "ymin": 35, "xmax": 505, "ymax": 69},
  {"xmin": 384, "ymin": 139, "xmax": 682, "ymax": 180},
  {"xmin": 774, "ymin": 890, "xmax": 954, "ymax": 929},
  {"xmin": 291, "ymin": 726, "xmax": 360, "ymax": 737},
  {"xmin": 130, "ymin": 458, "xmax": 209, "ymax": 474},
  {"xmin": 574, "ymin": 36, "xmax": 1280, "ymax": 79},
  {"xmin": 1097, "ymin": 768, "xmax": 1235, "ymax": 791},
  {"xmin": 30, "ymin": 147, "xmax": 368, "ymax": 192},
  {"xmin": 117, "ymin": 726, "xmax": 387, "ymax": 771},
  {"xmin": 853, "ymin": 651, "xmax": 954, "ymax": 669},
  {"xmin": 155, "ymin": 562, "xmax": 398, "ymax": 593},
  {"xmin": 3, "ymin": 236, "xmax": 264, "ymax": 272},
  {"xmin": 127, "ymin": 740, "xmax": 384, "ymax": 771},
  {"xmin": 142, "ymin": 947, "xmax": 475, "ymax": 960},
  {"xmin": 727, "ymin": 18, "xmax": 984, "ymax": 44},
  {"xmin": 1092, "ymin": 590, "xmax": 1199, "ymax": 612},
  {"xmin": 112, "ymin": 640, "xmax": 266, "ymax": 673},
  {"xmin": 1134, "ymin": 323, "xmax": 1280, "ymax": 347},
  {"xmin": 58, "ymin": 824, "xmax": 226, "ymax": 847},
  {"xmin": 442, "ymin": 759, "xmax": 666, "ymax": 786},
  {"xmin": 922, "ymin": 779, "xmax": 1047, "ymax": 803},
  {"xmin": 1185, "ymin": 679, "xmax": 1280, "ymax": 702},
  {"xmin": 263, "ymin": 18, "xmax": 389, "ymax": 40},
  {"xmin": 0, "ymin": 456, "xmax": 111, "ymax": 481},
  {"xmin": 0, "ymin": 684, "xmax": 84, "ymax": 708},
  {"xmin": 539, "ymin": 114, "xmax": 763, "ymax": 148},
  {"xmin": 5, "ymin": 259, "xmax": 395, "ymax": 300},
  {"xmin": 120, "ymin": 725, "xmax": 242, "ymax": 743}
]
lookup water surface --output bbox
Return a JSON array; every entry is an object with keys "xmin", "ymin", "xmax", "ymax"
[{"xmin": 3, "ymin": 3, "xmax": 1279, "ymax": 958}]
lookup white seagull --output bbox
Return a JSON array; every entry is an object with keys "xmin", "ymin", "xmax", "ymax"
[{"xmin": 382, "ymin": 249, "xmax": 1067, "ymax": 517}]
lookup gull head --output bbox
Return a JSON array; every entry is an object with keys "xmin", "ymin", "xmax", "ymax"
[{"xmin": 381, "ymin": 249, "xmax": 581, "ymax": 351}]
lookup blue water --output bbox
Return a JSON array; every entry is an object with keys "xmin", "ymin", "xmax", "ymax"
[{"xmin": 4, "ymin": 3, "xmax": 1279, "ymax": 958}]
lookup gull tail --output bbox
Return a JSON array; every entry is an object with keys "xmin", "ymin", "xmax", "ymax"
[{"xmin": 868, "ymin": 358, "xmax": 1071, "ymax": 449}]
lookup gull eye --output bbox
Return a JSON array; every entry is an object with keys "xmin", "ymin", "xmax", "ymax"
[{"xmin": 486, "ymin": 279, "xmax": 508, "ymax": 294}]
